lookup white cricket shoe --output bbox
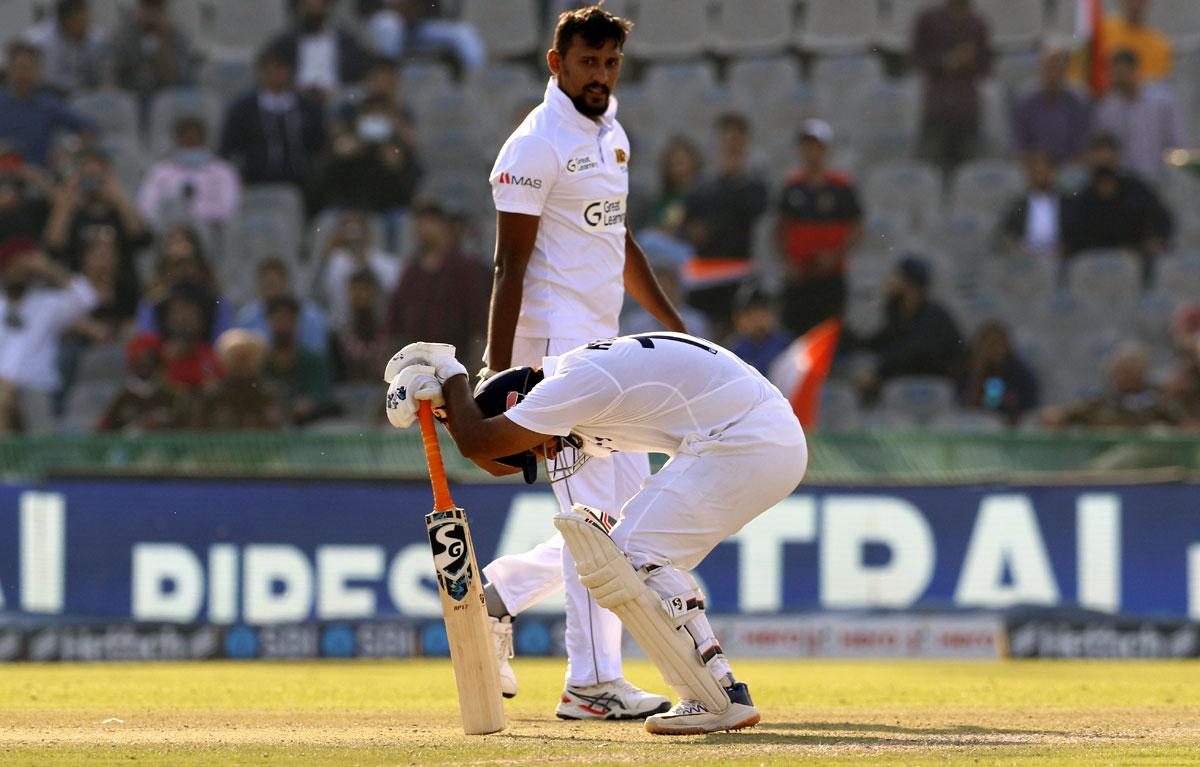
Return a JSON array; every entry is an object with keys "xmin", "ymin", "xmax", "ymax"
[
  {"xmin": 489, "ymin": 616, "xmax": 518, "ymax": 699},
  {"xmin": 644, "ymin": 682, "xmax": 760, "ymax": 735},
  {"xmin": 556, "ymin": 678, "xmax": 671, "ymax": 720}
]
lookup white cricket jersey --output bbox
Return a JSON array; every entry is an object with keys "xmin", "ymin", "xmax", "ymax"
[
  {"xmin": 489, "ymin": 78, "xmax": 631, "ymax": 342},
  {"xmin": 503, "ymin": 333, "xmax": 804, "ymax": 458}
]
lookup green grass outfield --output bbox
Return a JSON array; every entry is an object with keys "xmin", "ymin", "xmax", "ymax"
[{"xmin": 2, "ymin": 658, "xmax": 1200, "ymax": 765}]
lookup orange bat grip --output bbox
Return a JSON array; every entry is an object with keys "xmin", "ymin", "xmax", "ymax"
[{"xmin": 417, "ymin": 401, "xmax": 455, "ymax": 511}]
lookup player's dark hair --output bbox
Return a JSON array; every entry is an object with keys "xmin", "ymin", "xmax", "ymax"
[
  {"xmin": 256, "ymin": 42, "xmax": 294, "ymax": 71},
  {"xmin": 553, "ymin": 4, "xmax": 633, "ymax": 55}
]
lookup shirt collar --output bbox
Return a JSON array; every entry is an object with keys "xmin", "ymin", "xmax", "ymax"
[{"xmin": 543, "ymin": 77, "xmax": 617, "ymax": 133}]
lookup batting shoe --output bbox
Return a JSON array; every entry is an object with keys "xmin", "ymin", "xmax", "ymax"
[
  {"xmin": 555, "ymin": 678, "xmax": 671, "ymax": 720},
  {"xmin": 489, "ymin": 616, "xmax": 518, "ymax": 699},
  {"xmin": 644, "ymin": 682, "xmax": 760, "ymax": 735}
]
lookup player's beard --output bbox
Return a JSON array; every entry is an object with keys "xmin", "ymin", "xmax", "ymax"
[{"xmin": 570, "ymin": 84, "xmax": 610, "ymax": 118}]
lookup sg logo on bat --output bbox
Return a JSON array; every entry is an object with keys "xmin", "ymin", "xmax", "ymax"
[{"xmin": 426, "ymin": 510, "xmax": 473, "ymax": 602}]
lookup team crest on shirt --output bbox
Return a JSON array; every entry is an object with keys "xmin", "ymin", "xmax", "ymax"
[{"xmin": 614, "ymin": 148, "xmax": 627, "ymax": 164}]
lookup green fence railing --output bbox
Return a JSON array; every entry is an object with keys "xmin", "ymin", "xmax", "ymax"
[{"xmin": 4, "ymin": 428, "xmax": 1200, "ymax": 484}]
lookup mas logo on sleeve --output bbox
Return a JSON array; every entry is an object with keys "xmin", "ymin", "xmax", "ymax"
[
  {"xmin": 582, "ymin": 197, "xmax": 626, "ymax": 231},
  {"xmin": 497, "ymin": 171, "xmax": 543, "ymax": 189}
]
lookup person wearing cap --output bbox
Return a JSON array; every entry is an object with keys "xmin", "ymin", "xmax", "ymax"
[
  {"xmin": 776, "ymin": 119, "xmax": 862, "ymax": 337},
  {"xmin": 850, "ymin": 255, "xmax": 965, "ymax": 402},
  {"xmin": 196, "ymin": 328, "xmax": 286, "ymax": 430},
  {"xmin": 0, "ymin": 236, "xmax": 99, "ymax": 432},
  {"xmin": 97, "ymin": 333, "xmax": 192, "ymax": 432}
]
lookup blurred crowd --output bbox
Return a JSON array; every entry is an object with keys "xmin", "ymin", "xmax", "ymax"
[{"xmin": 0, "ymin": 0, "xmax": 1198, "ymax": 436}]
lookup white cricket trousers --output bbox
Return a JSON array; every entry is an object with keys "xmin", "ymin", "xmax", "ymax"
[
  {"xmin": 482, "ymin": 336, "xmax": 651, "ymax": 687},
  {"xmin": 610, "ymin": 400, "xmax": 808, "ymax": 681}
]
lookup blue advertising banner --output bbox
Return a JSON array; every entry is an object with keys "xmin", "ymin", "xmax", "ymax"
[{"xmin": 1, "ymin": 480, "xmax": 1199, "ymax": 624}]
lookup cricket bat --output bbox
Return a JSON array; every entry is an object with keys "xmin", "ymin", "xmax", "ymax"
[{"xmin": 416, "ymin": 401, "xmax": 506, "ymax": 735}]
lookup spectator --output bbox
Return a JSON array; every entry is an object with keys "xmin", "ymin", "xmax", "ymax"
[
  {"xmin": 331, "ymin": 55, "xmax": 416, "ymax": 144},
  {"xmin": 236, "ymin": 257, "xmax": 330, "ymax": 355},
  {"xmin": 851, "ymin": 256, "xmax": 965, "ymax": 401},
  {"xmin": 313, "ymin": 94, "xmax": 423, "ymax": 214},
  {"xmin": 218, "ymin": 44, "xmax": 327, "ymax": 192},
  {"xmin": 682, "ymin": 112, "xmax": 769, "ymax": 333},
  {"xmin": 1010, "ymin": 45, "xmax": 1091, "ymax": 165},
  {"xmin": 0, "ymin": 237, "xmax": 99, "ymax": 432},
  {"xmin": 270, "ymin": 0, "xmax": 372, "ymax": 102},
  {"xmin": 776, "ymin": 119, "xmax": 862, "ymax": 336},
  {"xmin": 1098, "ymin": 0, "xmax": 1173, "ymax": 85},
  {"xmin": 1161, "ymin": 335, "xmax": 1200, "ymax": 428},
  {"xmin": 111, "ymin": 0, "xmax": 197, "ymax": 109},
  {"xmin": 135, "ymin": 225, "xmax": 232, "ymax": 342},
  {"xmin": 1042, "ymin": 341, "xmax": 1175, "ymax": 428},
  {"xmin": 264, "ymin": 295, "xmax": 336, "ymax": 425},
  {"xmin": 364, "ymin": 0, "xmax": 486, "ymax": 75},
  {"xmin": 1093, "ymin": 49, "xmax": 1181, "ymax": 181},
  {"xmin": 196, "ymin": 329, "xmax": 286, "ymax": 429},
  {"xmin": 0, "ymin": 41, "xmax": 95, "ymax": 168},
  {"xmin": 647, "ymin": 135, "xmax": 702, "ymax": 237},
  {"xmin": 155, "ymin": 285, "xmax": 222, "ymax": 392},
  {"xmin": 384, "ymin": 200, "xmax": 488, "ymax": 363},
  {"xmin": 137, "ymin": 115, "xmax": 242, "ymax": 229},
  {"xmin": 724, "ymin": 284, "xmax": 793, "ymax": 377},
  {"xmin": 0, "ymin": 148, "xmax": 54, "ymax": 242},
  {"xmin": 998, "ymin": 150, "xmax": 1065, "ymax": 263},
  {"xmin": 620, "ymin": 261, "xmax": 710, "ymax": 341},
  {"xmin": 911, "ymin": 0, "xmax": 992, "ymax": 176},
  {"xmin": 1061, "ymin": 133, "xmax": 1172, "ymax": 270},
  {"xmin": 97, "ymin": 333, "xmax": 192, "ymax": 432},
  {"xmin": 25, "ymin": 0, "xmax": 111, "ymax": 95},
  {"xmin": 959, "ymin": 319, "xmax": 1039, "ymax": 425},
  {"xmin": 44, "ymin": 148, "xmax": 148, "ymax": 322},
  {"xmin": 331, "ymin": 269, "xmax": 392, "ymax": 383},
  {"xmin": 59, "ymin": 227, "xmax": 137, "ymax": 389},
  {"xmin": 316, "ymin": 210, "xmax": 401, "ymax": 328}
]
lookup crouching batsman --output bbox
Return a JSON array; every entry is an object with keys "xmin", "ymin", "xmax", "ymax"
[{"xmin": 382, "ymin": 333, "xmax": 807, "ymax": 734}]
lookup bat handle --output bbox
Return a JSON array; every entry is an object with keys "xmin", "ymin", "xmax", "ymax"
[{"xmin": 417, "ymin": 401, "xmax": 455, "ymax": 512}]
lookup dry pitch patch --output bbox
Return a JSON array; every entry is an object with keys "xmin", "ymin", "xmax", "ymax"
[{"xmin": 2, "ymin": 659, "xmax": 1199, "ymax": 765}]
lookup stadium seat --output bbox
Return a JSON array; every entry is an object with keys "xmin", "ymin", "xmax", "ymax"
[
  {"xmin": 817, "ymin": 380, "xmax": 861, "ymax": 431},
  {"xmin": 879, "ymin": 376, "xmax": 957, "ymax": 425},
  {"xmin": 932, "ymin": 208, "xmax": 997, "ymax": 260},
  {"xmin": 796, "ymin": 0, "xmax": 880, "ymax": 55},
  {"xmin": 711, "ymin": 0, "xmax": 793, "ymax": 57},
  {"xmin": 949, "ymin": 159, "xmax": 1024, "ymax": 217},
  {"xmin": 844, "ymin": 257, "xmax": 889, "ymax": 336},
  {"xmin": 726, "ymin": 56, "xmax": 801, "ymax": 103},
  {"xmin": 1154, "ymin": 252, "xmax": 1200, "ymax": 306},
  {"xmin": 1034, "ymin": 290, "xmax": 1106, "ymax": 341},
  {"xmin": 973, "ymin": 0, "xmax": 1042, "ymax": 51},
  {"xmin": 0, "ymin": 0, "xmax": 36, "ymax": 47},
  {"xmin": 198, "ymin": 55, "xmax": 257, "ymax": 105},
  {"xmin": 204, "ymin": 0, "xmax": 290, "ymax": 58},
  {"xmin": 71, "ymin": 90, "xmax": 139, "ymax": 139},
  {"xmin": 88, "ymin": 0, "xmax": 126, "ymax": 30},
  {"xmin": 624, "ymin": 0, "xmax": 709, "ymax": 60},
  {"xmin": 103, "ymin": 135, "xmax": 149, "ymax": 196},
  {"xmin": 845, "ymin": 77, "xmax": 921, "ymax": 166},
  {"xmin": 60, "ymin": 381, "xmax": 120, "ymax": 434},
  {"xmin": 877, "ymin": 0, "xmax": 930, "ymax": 52},
  {"xmin": 858, "ymin": 407, "xmax": 918, "ymax": 429},
  {"xmin": 736, "ymin": 81, "xmax": 818, "ymax": 157},
  {"xmin": 980, "ymin": 255, "xmax": 1057, "ymax": 325},
  {"xmin": 333, "ymin": 382, "xmax": 385, "ymax": 425},
  {"xmin": 225, "ymin": 211, "xmax": 304, "ymax": 306},
  {"xmin": 167, "ymin": 0, "xmax": 204, "ymax": 38},
  {"xmin": 416, "ymin": 91, "xmax": 491, "ymax": 147},
  {"xmin": 75, "ymin": 343, "xmax": 126, "ymax": 385},
  {"xmin": 859, "ymin": 208, "xmax": 913, "ymax": 255},
  {"xmin": 423, "ymin": 129, "xmax": 491, "ymax": 173},
  {"xmin": 1064, "ymin": 249, "xmax": 1142, "ymax": 321},
  {"xmin": 813, "ymin": 54, "xmax": 884, "ymax": 131},
  {"xmin": 1148, "ymin": 0, "xmax": 1200, "ymax": 54},
  {"xmin": 466, "ymin": 63, "xmax": 540, "ymax": 116},
  {"xmin": 863, "ymin": 159, "xmax": 942, "ymax": 236},
  {"xmin": 463, "ymin": 0, "xmax": 541, "ymax": 59},
  {"xmin": 1134, "ymin": 290, "xmax": 1179, "ymax": 366},
  {"xmin": 949, "ymin": 292, "xmax": 1006, "ymax": 337},
  {"xmin": 147, "ymin": 88, "xmax": 225, "ymax": 156},
  {"xmin": 242, "ymin": 185, "xmax": 305, "ymax": 235},
  {"xmin": 402, "ymin": 61, "xmax": 455, "ymax": 111}
]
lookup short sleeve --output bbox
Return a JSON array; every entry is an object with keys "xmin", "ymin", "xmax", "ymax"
[
  {"xmin": 490, "ymin": 134, "xmax": 557, "ymax": 216},
  {"xmin": 502, "ymin": 360, "xmax": 618, "ymax": 437}
]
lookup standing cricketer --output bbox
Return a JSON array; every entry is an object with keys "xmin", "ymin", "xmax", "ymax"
[
  {"xmin": 478, "ymin": 5, "xmax": 685, "ymax": 719},
  {"xmin": 383, "ymin": 333, "xmax": 808, "ymax": 734}
]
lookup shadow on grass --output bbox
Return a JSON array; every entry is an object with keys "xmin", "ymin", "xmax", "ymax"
[{"xmin": 759, "ymin": 721, "xmax": 1074, "ymax": 737}]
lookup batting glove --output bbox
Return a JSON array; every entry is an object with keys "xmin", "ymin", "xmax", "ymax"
[
  {"xmin": 384, "ymin": 364, "xmax": 445, "ymax": 429},
  {"xmin": 383, "ymin": 341, "xmax": 468, "ymax": 385}
]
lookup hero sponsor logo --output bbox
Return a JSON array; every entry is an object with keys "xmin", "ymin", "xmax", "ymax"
[
  {"xmin": 497, "ymin": 171, "xmax": 542, "ymax": 189},
  {"xmin": 566, "ymin": 155, "xmax": 598, "ymax": 173},
  {"xmin": 582, "ymin": 197, "xmax": 626, "ymax": 230}
]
